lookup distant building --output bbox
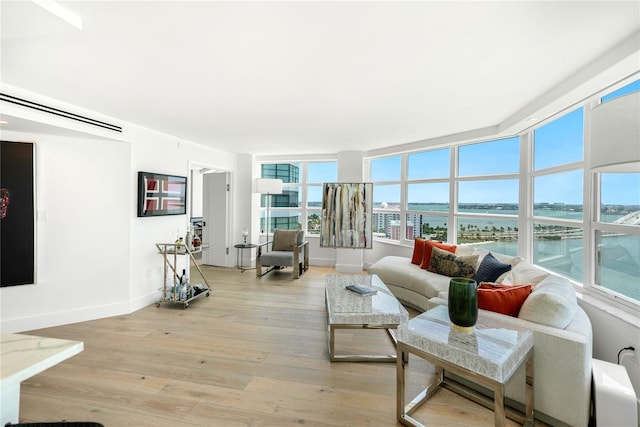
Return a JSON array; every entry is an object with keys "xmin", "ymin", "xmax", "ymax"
[{"xmin": 261, "ymin": 163, "xmax": 301, "ymax": 230}]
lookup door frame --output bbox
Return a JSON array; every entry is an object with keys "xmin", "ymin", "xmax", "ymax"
[{"xmin": 188, "ymin": 162, "xmax": 232, "ymax": 267}]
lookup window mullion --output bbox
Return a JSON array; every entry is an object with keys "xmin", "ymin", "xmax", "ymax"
[
  {"xmin": 520, "ymin": 132, "xmax": 533, "ymax": 260},
  {"xmin": 450, "ymin": 145, "xmax": 458, "ymax": 244},
  {"xmin": 400, "ymin": 154, "xmax": 409, "ymax": 242},
  {"xmin": 584, "ymin": 103, "xmax": 597, "ymax": 289}
]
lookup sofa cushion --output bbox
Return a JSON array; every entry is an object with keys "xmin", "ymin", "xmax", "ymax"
[
  {"xmin": 477, "ymin": 282, "xmax": 532, "ymax": 317},
  {"xmin": 411, "ymin": 238, "xmax": 427, "ymax": 265},
  {"xmin": 427, "ymin": 247, "xmax": 478, "ymax": 278},
  {"xmin": 369, "ymin": 256, "xmax": 451, "ymax": 299},
  {"xmin": 474, "ymin": 252, "xmax": 512, "ymax": 283},
  {"xmin": 420, "ymin": 241, "xmax": 457, "ymax": 269},
  {"xmin": 497, "ymin": 261, "xmax": 550, "ymax": 286},
  {"xmin": 518, "ymin": 274, "xmax": 577, "ymax": 329}
]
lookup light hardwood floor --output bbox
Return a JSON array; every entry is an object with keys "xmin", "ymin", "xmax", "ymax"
[{"xmin": 18, "ymin": 265, "xmax": 547, "ymax": 426}]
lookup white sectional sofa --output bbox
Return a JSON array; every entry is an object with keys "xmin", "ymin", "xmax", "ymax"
[{"xmin": 369, "ymin": 245, "xmax": 593, "ymax": 427}]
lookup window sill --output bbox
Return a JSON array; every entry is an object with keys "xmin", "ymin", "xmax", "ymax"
[{"xmin": 576, "ymin": 289, "xmax": 640, "ymax": 328}]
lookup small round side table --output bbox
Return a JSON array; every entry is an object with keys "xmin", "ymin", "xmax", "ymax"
[{"xmin": 234, "ymin": 243, "xmax": 257, "ymax": 273}]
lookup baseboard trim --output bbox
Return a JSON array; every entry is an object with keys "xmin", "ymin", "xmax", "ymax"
[
  {"xmin": 335, "ymin": 263, "xmax": 364, "ymax": 273},
  {"xmin": 1, "ymin": 291, "xmax": 159, "ymax": 333}
]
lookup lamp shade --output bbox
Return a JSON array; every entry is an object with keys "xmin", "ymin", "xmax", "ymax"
[
  {"xmin": 254, "ymin": 178, "xmax": 283, "ymax": 194},
  {"xmin": 589, "ymin": 92, "xmax": 640, "ymax": 173}
]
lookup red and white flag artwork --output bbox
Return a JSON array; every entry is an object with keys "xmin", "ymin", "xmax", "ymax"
[{"xmin": 143, "ymin": 177, "xmax": 183, "ymax": 212}]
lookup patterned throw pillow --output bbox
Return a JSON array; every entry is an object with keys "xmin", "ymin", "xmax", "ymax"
[
  {"xmin": 419, "ymin": 241, "xmax": 456, "ymax": 269},
  {"xmin": 427, "ymin": 246, "xmax": 478, "ymax": 278},
  {"xmin": 475, "ymin": 252, "xmax": 512, "ymax": 283}
]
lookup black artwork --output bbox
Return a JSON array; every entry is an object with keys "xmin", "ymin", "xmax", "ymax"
[{"xmin": 1, "ymin": 141, "xmax": 35, "ymax": 286}]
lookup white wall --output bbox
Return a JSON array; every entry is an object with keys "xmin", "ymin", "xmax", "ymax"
[
  {"xmin": 0, "ymin": 87, "xmax": 238, "ymax": 332},
  {"xmin": 127, "ymin": 125, "xmax": 237, "ymax": 315},
  {"xmin": 1, "ymin": 131, "xmax": 132, "ymax": 332},
  {"xmin": 579, "ymin": 296, "xmax": 640, "ymax": 422},
  {"xmin": 308, "ymin": 236, "xmax": 337, "ymax": 266}
]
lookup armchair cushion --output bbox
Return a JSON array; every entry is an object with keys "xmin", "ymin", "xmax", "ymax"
[
  {"xmin": 272, "ymin": 229, "xmax": 300, "ymax": 251},
  {"xmin": 259, "ymin": 251, "xmax": 295, "ymax": 266}
]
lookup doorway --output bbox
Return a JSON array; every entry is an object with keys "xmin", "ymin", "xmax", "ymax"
[{"xmin": 190, "ymin": 165, "xmax": 231, "ymax": 267}]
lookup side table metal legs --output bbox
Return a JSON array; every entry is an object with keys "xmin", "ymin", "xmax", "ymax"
[
  {"xmin": 397, "ymin": 343, "xmax": 534, "ymax": 427},
  {"xmin": 234, "ymin": 243, "xmax": 256, "ymax": 272}
]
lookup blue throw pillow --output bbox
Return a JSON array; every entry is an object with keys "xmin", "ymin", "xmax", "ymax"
[{"xmin": 474, "ymin": 252, "xmax": 512, "ymax": 283}]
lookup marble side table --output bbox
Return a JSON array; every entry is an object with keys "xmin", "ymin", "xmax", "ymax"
[
  {"xmin": 325, "ymin": 274, "xmax": 409, "ymax": 362},
  {"xmin": 1, "ymin": 333, "xmax": 84, "ymax": 425},
  {"xmin": 397, "ymin": 305, "xmax": 534, "ymax": 427}
]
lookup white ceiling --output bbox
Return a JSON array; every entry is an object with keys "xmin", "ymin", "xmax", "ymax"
[{"xmin": 1, "ymin": 1, "xmax": 639, "ymax": 155}]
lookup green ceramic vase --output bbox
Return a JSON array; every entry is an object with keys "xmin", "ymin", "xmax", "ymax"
[{"xmin": 448, "ymin": 277, "xmax": 478, "ymax": 331}]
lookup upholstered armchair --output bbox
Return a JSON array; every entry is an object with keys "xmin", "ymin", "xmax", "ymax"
[{"xmin": 256, "ymin": 229, "xmax": 309, "ymax": 279}]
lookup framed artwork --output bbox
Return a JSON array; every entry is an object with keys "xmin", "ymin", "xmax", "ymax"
[
  {"xmin": 320, "ymin": 182, "xmax": 373, "ymax": 249},
  {"xmin": 1, "ymin": 141, "xmax": 35, "ymax": 287},
  {"xmin": 137, "ymin": 171, "xmax": 187, "ymax": 217}
]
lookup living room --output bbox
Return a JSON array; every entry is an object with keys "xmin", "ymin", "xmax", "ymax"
[{"xmin": 1, "ymin": 1, "xmax": 639, "ymax": 426}]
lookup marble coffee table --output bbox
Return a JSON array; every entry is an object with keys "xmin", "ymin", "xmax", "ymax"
[
  {"xmin": 397, "ymin": 305, "xmax": 534, "ymax": 427},
  {"xmin": 325, "ymin": 274, "xmax": 408, "ymax": 362}
]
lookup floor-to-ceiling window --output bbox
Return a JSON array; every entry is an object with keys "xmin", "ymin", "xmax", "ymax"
[
  {"xmin": 531, "ymin": 107, "xmax": 584, "ymax": 281},
  {"xmin": 366, "ymin": 76, "xmax": 640, "ymax": 309},
  {"xmin": 457, "ymin": 137, "xmax": 520, "ymax": 256},
  {"xmin": 306, "ymin": 161, "xmax": 338, "ymax": 235},
  {"xmin": 259, "ymin": 160, "xmax": 338, "ymax": 234},
  {"xmin": 260, "ymin": 163, "xmax": 302, "ymax": 232},
  {"xmin": 590, "ymin": 80, "xmax": 640, "ymax": 305},
  {"xmin": 407, "ymin": 148, "xmax": 450, "ymax": 242},
  {"xmin": 370, "ymin": 155, "xmax": 402, "ymax": 240}
]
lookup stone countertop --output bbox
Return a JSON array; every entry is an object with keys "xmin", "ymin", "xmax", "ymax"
[{"xmin": 1, "ymin": 333, "xmax": 84, "ymax": 385}]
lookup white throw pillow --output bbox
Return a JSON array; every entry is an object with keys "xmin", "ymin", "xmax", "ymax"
[
  {"xmin": 455, "ymin": 244, "xmax": 476, "ymax": 257},
  {"xmin": 496, "ymin": 261, "xmax": 550, "ymax": 286},
  {"xmin": 518, "ymin": 274, "xmax": 577, "ymax": 329}
]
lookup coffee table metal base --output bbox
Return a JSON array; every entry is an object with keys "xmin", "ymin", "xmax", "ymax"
[
  {"xmin": 325, "ymin": 274, "xmax": 408, "ymax": 363},
  {"xmin": 328, "ymin": 323, "xmax": 400, "ymax": 362},
  {"xmin": 397, "ymin": 342, "xmax": 534, "ymax": 427}
]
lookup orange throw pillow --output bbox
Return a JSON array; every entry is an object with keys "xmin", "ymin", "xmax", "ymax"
[
  {"xmin": 420, "ymin": 241, "xmax": 456, "ymax": 269},
  {"xmin": 477, "ymin": 282, "xmax": 532, "ymax": 317},
  {"xmin": 411, "ymin": 238, "xmax": 427, "ymax": 265}
]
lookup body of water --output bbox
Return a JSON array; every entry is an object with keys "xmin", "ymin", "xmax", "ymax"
[{"xmin": 398, "ymin": 203, "xmax": 640, "ymax": 299}]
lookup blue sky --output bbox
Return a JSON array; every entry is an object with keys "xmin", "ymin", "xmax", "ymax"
[{"xmin": 371, "ymin": 151, "xmax": 638, "ymax": 206}]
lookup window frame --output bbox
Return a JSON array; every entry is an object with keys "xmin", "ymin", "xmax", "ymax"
[
  {"xmin": 363, "ymin": 75, "xmax": 640, "ymax": 312},
  {"xmin": 262, "ymin": 76, "xmax": 640, "ymax": 313},
  {"xmin": 258, "ymin": 160, "xmax": 338, "ymax": 236}
]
